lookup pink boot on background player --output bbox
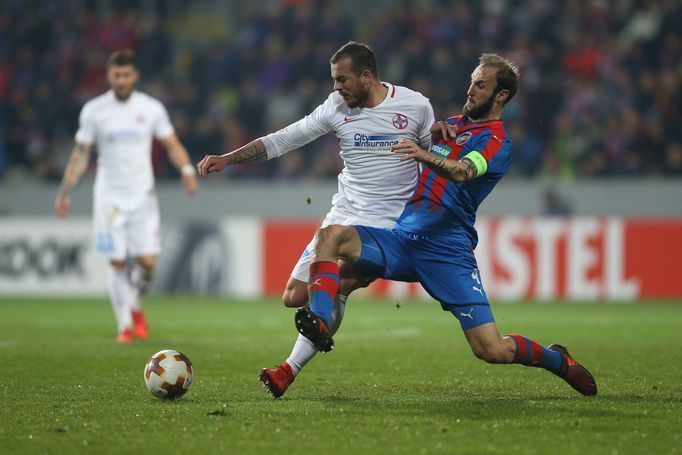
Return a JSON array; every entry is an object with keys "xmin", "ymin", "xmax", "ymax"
[
  {"xmin": 132, "ymin": 310, "xmax": 149, "ymax": 340},
  {"xmin": 116, "ymin": 328, "xmax": 133, "ymax": 344}
]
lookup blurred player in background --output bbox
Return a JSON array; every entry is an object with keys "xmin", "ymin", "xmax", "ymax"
[
  {"xmin": 197, "ymin": 41, "xmax": 435, "ymax": 397},
  {"xmin": 297, "ymin": 54, "xmax": 597, "ymax": 396},
  {"xmin": 54, "ymin": 49, "xmax": 197, "ymax": 343}
]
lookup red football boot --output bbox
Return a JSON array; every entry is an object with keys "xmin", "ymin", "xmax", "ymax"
[
  {"xmin": 259, "ymin": 363, "xmax": 296, "ymax": 399},
  {"xmin": 549, "ymin": 344, "xmax": 597, "ymax": 396}
]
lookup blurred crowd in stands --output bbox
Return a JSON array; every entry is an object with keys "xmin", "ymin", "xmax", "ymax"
[{"xmin": 0, "ymin": 0, "xmax": 680, "ymax": 182}]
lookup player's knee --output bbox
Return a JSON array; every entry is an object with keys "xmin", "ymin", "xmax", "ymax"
[
  {"xmin": 282, "ymin": 281, "xmax": 308, "ymax": 308},
  {"xmin": 136, "ymin": 256, "xmax": 156, "ymax": 270},
  {"xmin": 316, "ymin": 224, "xmax": 348, "ymax": 249},
  {"xmin": 281, "ymin": 290, "xmax": 304, "ymax": 308},
  {"xmin": 110, "ymin": 260, "xmax": 126, "ymax": 270},
  {"xmin": 316, "ymin": 225, "xmax": 336, "ymax": 247},
  {"xmin": 471, "ymin": 343, "xmax": 506, "ymax": 364},
  {"xmin": 317, "ymin": 225, "xmax": 362, "ymax": 262}
]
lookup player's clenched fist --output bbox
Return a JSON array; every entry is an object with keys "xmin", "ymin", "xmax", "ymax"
[{"xmin": 196, "ymin": 154, "xmax": 228, "ymax": 179}]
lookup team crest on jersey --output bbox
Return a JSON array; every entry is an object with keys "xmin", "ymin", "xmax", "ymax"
[
  {"xmin": 456, "ymin": 131, "xmax": 472, "ymax": 145},
  {"xmin": 431, "ymin": 143, "xmax": 452, "ymax": 158},
  {"xmin": 136, "ymin": 113, "xmax": 146, "ymax": 124},
  {"xmin": 392, "ymin": 113, "xmax": 408, "ymax": 129}
]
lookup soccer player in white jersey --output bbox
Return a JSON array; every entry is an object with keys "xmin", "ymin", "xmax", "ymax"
[
  {"xmin": 54, "ymin": 49, "xmax": 197, "ymax": 343},
  {"xmin": 197, "ymin": 41, "xmax": 435, "ymax": 398}
]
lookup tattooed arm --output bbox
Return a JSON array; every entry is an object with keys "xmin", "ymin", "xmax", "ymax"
[
  {"xmin": 422, "ymin": 155, "xmax": 478, "ymax": 183},
  {"xmin": 54, "ymin": 142, "xmax": 93, "ymax": 218},
  {"xmin": 196, "ymin": 139, "xmax": 269, "ymax": 179},
  {"xmin": 391, "ymin": 139, "xmax": 480, "ymax": 183}
]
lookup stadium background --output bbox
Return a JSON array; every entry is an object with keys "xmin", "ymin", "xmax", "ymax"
[{"xmin": 1, "ymin": 0, "xmax": 681, "ymax": 299}]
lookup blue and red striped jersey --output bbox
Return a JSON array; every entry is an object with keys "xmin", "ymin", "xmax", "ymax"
[{"xmin": 395, "ymin": 115, "xmax": 512, "ymax": 243}]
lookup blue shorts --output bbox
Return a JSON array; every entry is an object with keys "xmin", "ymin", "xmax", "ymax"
[{"xmin": 353, "ymin": 226, "xmax": 495, "ymax": 330}]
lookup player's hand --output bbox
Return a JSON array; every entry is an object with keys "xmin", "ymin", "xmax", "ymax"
[
  {"xmin": 54, "ymin": 195, "xmax": 70, "ymax": 219},
  {"xmin": 181, "ymin": 174, "xmax": 197, "ymax": 195},
  {"xmin": 196, "ymin": 155, "xmax": 228, "ymax": 179},
  {"xmin": 392, "ymin": 139, "xmax": 430, "ymax": 162},
  {"xmin": 431, "ymin": 120, "xmax": 458, "ymax": 142}
]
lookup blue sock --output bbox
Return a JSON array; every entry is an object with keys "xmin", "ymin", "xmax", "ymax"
[
  {"xmin": 508, "ymin": 334, "xmax": 563, "ymax": 375},
  {"xmin": 308, "ymin": 261, "xmax": 339, "ymax": 326}
]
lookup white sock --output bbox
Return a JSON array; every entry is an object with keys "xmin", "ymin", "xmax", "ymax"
[
  {"xmin": 285, "ymin": 334, "xmax": 316, "ymax": 375},
  {"xmin": 130, "ymin": 263, "xmax": 154, "ymax": 310},
  {"xmin": 286, "ymin": 294, "xmax": 348, "ymax": 375},
  {"xmin": 107, "ymin": 265, "xmax": 134, "ymax": 332}
]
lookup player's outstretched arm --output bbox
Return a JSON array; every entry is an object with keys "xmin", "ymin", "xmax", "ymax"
[
  {"xmin": 54, "ymin": 142, "xmax": 93, "ymax": 218},
  {"xmin": 160, "ymin": 133, "xmax": 197, "ymax": 195},
  {"xmin": 196, "ymin": 139, "xmax": 268, "ymax": 179},
  {"xmin": 392, "ymin": 139, "xmax": 479, "ymax": 183}
]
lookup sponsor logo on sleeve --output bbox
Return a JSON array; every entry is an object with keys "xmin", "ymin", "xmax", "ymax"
[{"xmin": 431, "ymin": 143, "xmax": 452, "ymax": 158}]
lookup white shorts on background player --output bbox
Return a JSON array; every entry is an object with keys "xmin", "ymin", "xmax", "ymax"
[
  {"xmin": 75, "ymin": 89, "xmax": 174, "ymax": 261},
  {"xmin": 93, "ymin": 191, "xmax": 161, "ymax": 261}
]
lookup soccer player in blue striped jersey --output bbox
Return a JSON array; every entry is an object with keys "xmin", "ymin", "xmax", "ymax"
[{"xmin": 296, "ymin": 53, "xmax": 597, "ymax": 396}]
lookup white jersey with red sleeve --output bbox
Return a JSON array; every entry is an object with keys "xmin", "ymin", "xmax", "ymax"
[
  {"xmin": 76, "ymin": 90, "xmax": 174, "ymax": 210},
  {"xmin": 261, "ymin": 83, "xmax": 435, "ymax": 224}
]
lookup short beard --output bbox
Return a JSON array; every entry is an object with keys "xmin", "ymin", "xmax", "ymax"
[
  {"xmin": 113, "ymin": 88, "xmax": 133, "ymax": 101},
  {"xmin": 463, "ymin": 92, "xmax": 496, "ymax": 120},
  {"xmin": 346, "ymin": 87, "xmax": 370, "ymax": 108}
]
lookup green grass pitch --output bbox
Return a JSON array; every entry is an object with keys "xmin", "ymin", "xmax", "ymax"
[{"xmin": 1, "ymin": 296, "xmax": 681, "ymax": 454}]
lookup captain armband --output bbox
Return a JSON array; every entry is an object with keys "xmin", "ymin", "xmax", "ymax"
[{"xmin": 462, "ymin": 151, "xmax": 488, "ymax": 177}]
